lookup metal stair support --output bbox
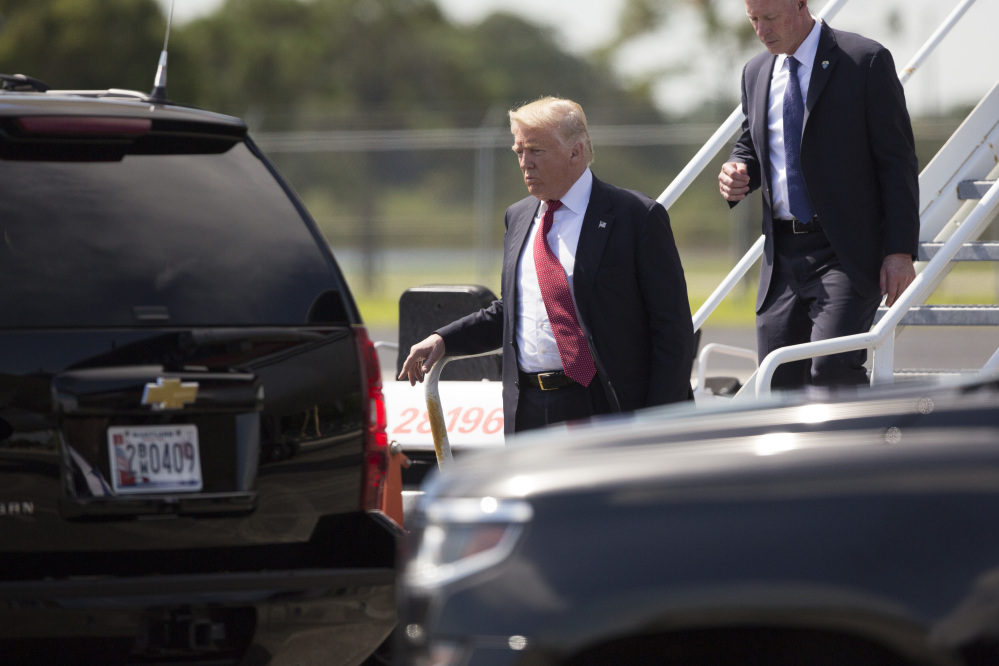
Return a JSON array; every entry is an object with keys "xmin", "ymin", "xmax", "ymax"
[
  {"xmin": 872, "ymin": 157, "xmax": 999, "ymax": 340},
  {"xmin": 918, "ymin": 241, "xmax": 999, "ymax": 261},
  {"xmin": 750, "ymin": 178, "xmax": 999, "ymax": 398},
  {"xmin": 872, "ymin": 240, "xmax": 999, "ymax": 325},
  {"xmin": 915, "ymin": 84, "xmax": 999, "ymax": 242},
  {"xmin": 904, "ymin": 83, "xmax": 999, "ymax": 305},
  {"xmin": 959, "ymin": 180, "xmax": 997, "ymax": 200},
  {"xmin": 875, "ymin": 305, "xmax": 999, "ymax": 326}
]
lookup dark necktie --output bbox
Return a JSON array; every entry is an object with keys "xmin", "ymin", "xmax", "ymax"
[
  {"xmin": 783, "ymin": 56, "xmax": 815, "ymax": 223},
  {"xmin": 533, "ymin": 200, "xmax": 596, "ymax": 387}
]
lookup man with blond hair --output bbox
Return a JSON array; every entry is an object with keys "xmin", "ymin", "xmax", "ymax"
[
  {"xmin": 401, "ymin": 96, "xmax": 694, "ymax": 434},
  {"xmin": 718, "ymin": 0, "xmax": 919, "ymax": 389}
]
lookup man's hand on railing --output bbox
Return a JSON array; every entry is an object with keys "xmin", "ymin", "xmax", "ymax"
[
  {"xmin": 718, "ymin": 161, "xmax": 751, "ymax": 202},
  {"xmin": 880, "ymin": 253, "xmax": 916, "ymax": 307},
  {"xmin": 399, "ymin": 333, "xmax": 446, "ymax": 386}
]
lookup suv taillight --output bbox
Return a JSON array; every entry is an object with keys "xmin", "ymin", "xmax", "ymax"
[{"xmin": 355, "ymin": 327, "xmax": 394, "ymax": 523}]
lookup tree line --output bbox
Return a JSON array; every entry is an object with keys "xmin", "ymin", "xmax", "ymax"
[
  {"xmin": 0, "ymin": 0, "xmax": 671, "ymax": 130},
  {"xmin": 0, "ymin": 0, "xmax": 956, "ymax": 297}
]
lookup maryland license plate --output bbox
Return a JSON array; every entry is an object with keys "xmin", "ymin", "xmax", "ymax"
[{"xmin": 108, "ymin": 425, "xmax": 203, "ymax": 494}]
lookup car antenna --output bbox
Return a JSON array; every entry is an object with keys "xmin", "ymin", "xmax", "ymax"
[{"xmin": 149, "ymin": 0, "xmax": 175, "ymax": 102}]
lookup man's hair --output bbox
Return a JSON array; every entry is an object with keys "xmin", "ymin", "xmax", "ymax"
[{"xmin": 509, "ymin": 96, "xmax": 594, "ymax": 165}]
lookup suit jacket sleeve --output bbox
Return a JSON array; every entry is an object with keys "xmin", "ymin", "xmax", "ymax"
[
  {"xmin": 435, "ymin": 299, "xmax": 504, "ymax": 356},
  {"xmin": 434, "ymin": 201, "xmax": 530, "ymax": 356},
  {"xmin": 866, "ymin": 47, "xmax": 920, "ymax": 258},
  {"xmin": 638, "ymin": 202, "xmax": 695, "ymax": 406},
  {"xmin": 729, "ymin": 62, "xmax": 763, "ymax": 205}
]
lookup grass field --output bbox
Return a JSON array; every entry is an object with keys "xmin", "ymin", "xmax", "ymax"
[{"xmin": 344, "ymin": 251, "xmax": 999, "ymax": 332}]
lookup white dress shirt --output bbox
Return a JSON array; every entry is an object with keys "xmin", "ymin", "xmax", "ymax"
[
  {"xmin": 515, "ymin": 168, "xmax": 593, "ymax": 373},
  {"xmin": 767, "ymin": 17, "xmax": 822, "ymax": 220}
]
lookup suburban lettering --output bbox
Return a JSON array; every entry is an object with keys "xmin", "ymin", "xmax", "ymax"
[{"xmin": 0, "ymin": 501, "xmax": 35, "ymax": 516}]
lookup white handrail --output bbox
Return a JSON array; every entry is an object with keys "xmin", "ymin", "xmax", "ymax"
[
  {"xmin": 755, "ymin": 179, "xmax": 999, "ymax": 397},
  {"xmin": 897, "ymin": 0, "xmax": 977, "ymax": 86},
  {"xmin": 657, "ymin": 106, "xmax": 744, "ymax": 211},
  {"xmin": 696, "ymin": 343, "xmax": 760, "ymax": 394},
  {"xmin": 692, "ymin": 235, "xmax": 764, "ymax": 332}
]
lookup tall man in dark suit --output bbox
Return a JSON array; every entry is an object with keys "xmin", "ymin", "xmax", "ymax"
[
  {"xmin": 400, "ymin": 96, "xmax": 694, "ymax": 434},
  {"xmin": 718, "ymin": 0, "xmax": 920, "ymax": 390}
]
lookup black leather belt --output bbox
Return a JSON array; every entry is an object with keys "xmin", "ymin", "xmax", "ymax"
[
  {"xmin": 774, "ymin": 216, "xmax": 822, "ymax": 234},
  {"xmin": 519, "ymin": 370, "xmax": 576, "ymax": 391}
]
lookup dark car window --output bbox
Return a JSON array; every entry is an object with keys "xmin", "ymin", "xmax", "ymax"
[{"xmin": 0, "ymin": 142, "xmax": 346, "ymax": 327}]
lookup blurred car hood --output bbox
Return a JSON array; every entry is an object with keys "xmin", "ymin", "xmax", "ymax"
[{"xmin": 418, "ymin": 373, "xmax": 999, "ymax": 502}]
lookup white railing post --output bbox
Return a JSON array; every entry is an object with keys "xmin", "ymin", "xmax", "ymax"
[{"xmin": 869, "ymin": 330, "xmax": 896, "ymax": 386}]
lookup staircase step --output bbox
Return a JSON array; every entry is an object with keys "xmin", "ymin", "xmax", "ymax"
[
  {"xmin": 893, "ymin": 369, "xmax": 978, "ymax": 378},
  {"xmin": 958, "ymin": 179, "xmax": 996, "ymax": 200},
  {"xmin": 876, "ymin": 304, "xmax": 999, "ymax": 326},
  {"xmin": 918, "ymin": 241, "xmax": 999, "ymax": 261}
]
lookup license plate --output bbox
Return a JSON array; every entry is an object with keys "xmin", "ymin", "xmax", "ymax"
[{"xmin": 108, "ymin": 425, "xmax": 203, "ymax": 494}]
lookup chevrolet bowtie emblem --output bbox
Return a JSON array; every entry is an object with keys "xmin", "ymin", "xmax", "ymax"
[{"xmin": 142, "ymin": 378, "xmax": 198, "ymax": 410}]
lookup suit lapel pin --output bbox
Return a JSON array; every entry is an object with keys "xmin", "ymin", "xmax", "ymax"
[
  {"xmin": 822, "ymin": 60, "xmax": 829, "ymax": 70},
  {"xmin": 598, "ymin": 221, "xmax": 607, "ymax": 229}
]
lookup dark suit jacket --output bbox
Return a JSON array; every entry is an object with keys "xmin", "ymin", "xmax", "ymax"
[
  {"xmin": 729, "ymin": 20, "xmax": 920, "ymax": 310},
  {"xmin": 437, "ymin": 175, "xmax": 694, "ymax": 435}
]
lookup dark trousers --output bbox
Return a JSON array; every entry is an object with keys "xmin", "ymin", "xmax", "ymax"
[
  {"xmin": 757, "ymin": 229, "xmax": 881, "ymax": 391},
  {"xmin": 514, "ymin": 376, "xmax": 611, "ymax": 433}
]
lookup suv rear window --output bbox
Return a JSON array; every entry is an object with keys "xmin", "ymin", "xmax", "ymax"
[{"xmin": 0, "ymin": 142, "xmax": 347, "ymax": 328}]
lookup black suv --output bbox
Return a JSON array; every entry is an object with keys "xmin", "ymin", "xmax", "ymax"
[{"xmin": 0, "ymin": 75, "xmax": 399, "ymax": 665}]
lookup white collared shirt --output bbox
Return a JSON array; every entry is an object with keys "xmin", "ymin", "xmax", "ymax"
[
  {"xmin": 515, "ymin": 167, "xmax": 593, "ymax": 373},
  {"xmin": 767, "ymin": 17, "xmax": 822, "ymax": 220}
]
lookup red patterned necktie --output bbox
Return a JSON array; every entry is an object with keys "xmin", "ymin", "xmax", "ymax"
[{"xmin": 532, "ymin": 200, "xmax": 596, "ymax": 387}]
